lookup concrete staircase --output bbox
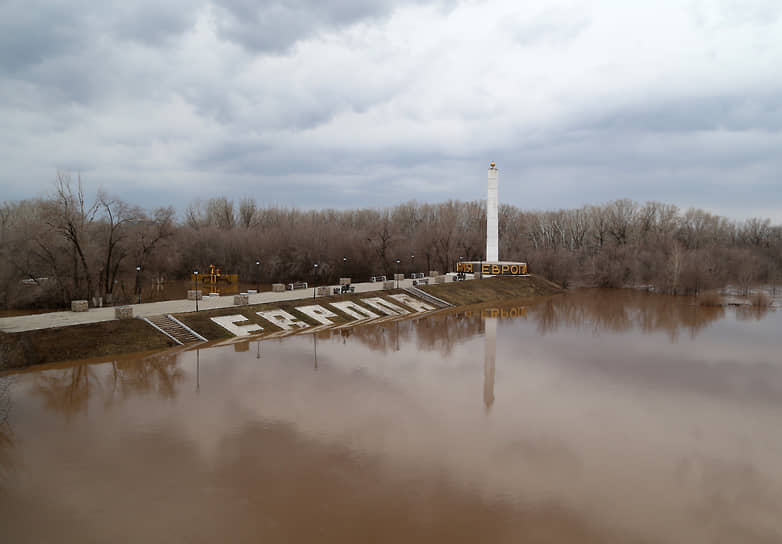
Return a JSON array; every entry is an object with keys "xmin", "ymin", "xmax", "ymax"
[
  {"xmin": 403, "ymin": 287, "xmax": 453, "ymax": 309},
  {"xmin": 143, "ymin": 315, "xmax": 206, "ymax": 345}
]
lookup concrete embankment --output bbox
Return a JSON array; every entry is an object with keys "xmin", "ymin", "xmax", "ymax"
[{"xmin": 0, "ymin": 276, "xmax": 561, "ymax": 370}]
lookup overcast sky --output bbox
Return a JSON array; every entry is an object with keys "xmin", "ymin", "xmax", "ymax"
[{"xmin": 2, "ymin": 0, "xmax": 781, "ymax": 221}]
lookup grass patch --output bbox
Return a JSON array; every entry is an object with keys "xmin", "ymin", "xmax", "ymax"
[
  {"xmin": 0, "ymin": 319, "xmax": 175, "ymax": 370},
  {"xmin": 419, "ymin": 275, "xmax": 562, "ymax": 306}
]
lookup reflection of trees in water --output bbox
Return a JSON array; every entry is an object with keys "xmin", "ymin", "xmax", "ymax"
[
  {"xmin": 342, "ymin": 313, "xmax": 485, "ymax": 356},
  {"xmin": 735, "ymin": 304, "xmax": 771, "ymax": 322},
  {"xmin": 532, "ymin": 290, "xmax": 725, "ymax": 341},
  {"xmin": 34, "ymin": 364, "xmax": 99, "ymax": 418},
  {"xmin": 33, "ymin": 352, "xmax": 184, "ymax": 416},
  {"xmin": 0, "ymin": 374, "xmax": 14, "ymax": 481},
  {"xmin": 330, "ymin": 290, "xmax": 735, "ymax": 353},
  {"xmin": 107, "ymin": 352, "xmax": 183, "ymax": 401}
]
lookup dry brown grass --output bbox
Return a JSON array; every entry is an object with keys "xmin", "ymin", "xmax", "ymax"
[
  {"xmin": 419, "ymin": 275, "xmax": 563, "ymax": 306},
  {"xmin": 697, "ymin": 291, "xmax": 725, "ymax": 307},
  {"xmin": 0, "ymin": 320, "xmax": 175, "ymax": 370}
]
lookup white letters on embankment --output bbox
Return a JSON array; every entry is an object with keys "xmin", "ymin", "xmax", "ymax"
[
  {"xmin": 209, "ymin": 294, "xmax": 437, "ymax": 338},
  {"xmin": 0, "ymin": 278, "xmax": 426, "ymax": 334}
]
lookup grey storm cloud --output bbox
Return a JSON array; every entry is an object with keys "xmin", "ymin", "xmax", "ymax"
[
  {"xmin": 212, "ymin": 0, "xmax": 407, "ymax": 52},
  {"xmin": 1, "ymin": 0, "xmax": 782, "ymax": 221}
]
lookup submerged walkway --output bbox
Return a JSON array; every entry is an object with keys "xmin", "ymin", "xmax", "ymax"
[{"xmin": 0, "ymin": 278, "xmax": 433, "ymax": 333}]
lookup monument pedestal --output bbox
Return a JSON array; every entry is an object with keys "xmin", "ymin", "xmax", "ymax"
[{"xmin": 457, "ymin": 261, "xmax": 527, "ymax": 277}]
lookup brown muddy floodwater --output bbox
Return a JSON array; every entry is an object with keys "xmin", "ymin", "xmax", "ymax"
[{"xmin": 1, "ymin": 290, "xmax": 781, "ymax": 543}]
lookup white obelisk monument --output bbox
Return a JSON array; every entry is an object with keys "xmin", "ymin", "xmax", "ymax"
[{"xmin": 486, "ymin": 162, "xmax": 499, "ymax": 262}]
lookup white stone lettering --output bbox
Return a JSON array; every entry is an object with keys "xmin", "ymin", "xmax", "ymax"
[
  {"xmin": 330, "ymin": 301, "xmax": 379, "ymax": 322},
  {"xmin": 388, "ymin": 294, "xmax": 436, "ymax": 312},
  {"xmin": 295, "ymin": 305, "xmax": 338, "ymax": 325},
  {"xmin": 256, "ymin": 309, "xmax": 309, "ymax": 331},
  {"xmin": 360, "ymin": 297, "xmax": 410, "ymax": 316},
  {"xmin": 210, "ymin": 314, "xmax": 263, "ymax": 337}
]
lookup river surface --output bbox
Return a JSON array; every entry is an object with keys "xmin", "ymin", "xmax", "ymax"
[{"xmin": 1, "ymin": 290, "xmax": 780, "ymax": 543}]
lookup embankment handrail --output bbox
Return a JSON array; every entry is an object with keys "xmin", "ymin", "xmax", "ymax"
[
  {"xmin": 403, "ymin": 287, "xmax": 453, "ymax": 308},
  {"xmin": 166, "ymin": 314, "xmax": 207, "ymax": 342},
  {"xmin": 142, "ymin": 317, "xmax": 183, "ymax": 345}
]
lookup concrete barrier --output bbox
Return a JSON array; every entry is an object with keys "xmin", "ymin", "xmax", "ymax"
[
  {"xmin": 187, "ymin": 290, "xmax": 202, "ymax": 301},
  {"xmin": 434, "ymin": 275, "xmax": 445, "ymax": 284},
  {"xmin": 383, "ymin": 281, "xmax": 395, "ymax": 289},
  {"xmin": 71, "ymin": 300, "xmax": 88, "ymax": 312},
  {"xmin": 339, "ymin": 277, "xmax": 351, "ymax": 285},
  {"xmin": 114, "ymin": 306, "xmax": 133, "ymax": 319},
  {"xmin": 272, "ymin": 283, "xmax": 286, "ymax": 292},
  {"xmin": 233, "ymin": 294, "xmax": 249, "ymax": 305}
]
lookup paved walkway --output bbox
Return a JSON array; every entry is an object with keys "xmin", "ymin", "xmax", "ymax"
[{"xmin": 0, "ymin": 278, "xmax": 437, "ymax": 333}]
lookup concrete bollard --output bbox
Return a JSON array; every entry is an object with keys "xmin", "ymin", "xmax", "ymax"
[
  {"xmin": 272, "ymin": 283, "xmax": 286, "ymax": 293},
  {"xmin": 114, "ymin": 306, "xmax": 133, "ymax": 320},
  {"xmin": 187, "ymin": 290, "xmax": 202, "ymax": 301},
  {"xmin": 71, "ymin": 300, "xmax": 88, "ymax": 312},
  {"xmin": 383, "ymin": 281, "xmax": 395, "ymax": 289},
  {"xmin": 234, "ymin": 294, "xmax": 249, "ymax": 306},
  {"xmin": 339, "ymin": 277, "xmax": 352, "ymax": 285}
]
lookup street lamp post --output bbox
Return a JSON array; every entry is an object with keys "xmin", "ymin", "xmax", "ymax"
[
  {"xmin": 135, "ymin": 265, "xmax": 142, "ymax": 304},
  {"xmin": 395, "ymin": 259, "xmax": 400, "ymax": 288},
  {"xmin": 193, "ymin": 270, "xmax": 199, "ymax": 311},
  {"xmin": 410, "ymin": 254, "xmax": 415, "ymax": 276},
  {"xmin": 255, "ymin": 259, "xmax": 260, "ymax": 292},
  {"xmin": 313, "ymin": 263, "xmax": 319, "ymax": 299},
  {"xmin": 342, "ymin": 256, "xmax": 347, "ymax": 277}
]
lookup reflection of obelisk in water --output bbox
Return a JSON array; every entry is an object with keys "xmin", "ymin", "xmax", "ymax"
[
  {"xmin": 484, "ymin": 317, "xmax": 496, "ymax": 410},
  {"xmin": 486, "ymin": 162, "xmax": 499, "ymax": 262}
]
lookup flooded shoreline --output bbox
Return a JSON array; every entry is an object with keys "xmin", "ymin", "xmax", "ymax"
[{"xmin": 1, "ymin": 290, "xmax": 780, "ymax": 543}]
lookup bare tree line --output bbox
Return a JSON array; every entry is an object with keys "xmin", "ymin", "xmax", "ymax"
[{"xmin": 1, "ymin": 175, "xmax": 780, "ymax": 309}]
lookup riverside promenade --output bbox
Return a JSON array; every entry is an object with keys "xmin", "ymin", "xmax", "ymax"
[{"xmin": 0, "ymin": 278, "xmax": 427, "ymax": 333}]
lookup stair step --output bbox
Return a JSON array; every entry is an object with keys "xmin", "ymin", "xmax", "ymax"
[{"xmin": 143, "ymin": 315, "xmax": 205, "ymax": 345}]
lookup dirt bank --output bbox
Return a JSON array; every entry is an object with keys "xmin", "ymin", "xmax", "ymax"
[
  {"xmin": 0, "ymin": 275, "xmax": 562, "ymax": 370},
  {"xmin": 0, "ymin": 319, "xmax": 176, "ymax": 370},
  {"xmin": 420, "ymin": 275, "xmax": 563, "ymax": 305}
]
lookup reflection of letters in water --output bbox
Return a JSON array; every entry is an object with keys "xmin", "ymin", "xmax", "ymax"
[
  {"xmin": 256, "ymin": 310, "xmax": 309, "ymax": 331},
  {"xmin": 462, "ymin": 307, "xmax": 527, "ymax": 319},
  {"xmin": 295, "ymin": 305, "xmax": 338, "ymax": 325},
  {"xmin": 484, "ymin": 318, "xmax": 496, "ymax": 409},
  {"xmin": 210, "ymin": 315, "xmax": 263, "ymax": 337}
]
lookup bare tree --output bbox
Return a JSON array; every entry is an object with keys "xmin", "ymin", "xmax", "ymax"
[
  {"xmin": 238, "ymin": 197, "xmax": 257, "ymax": 228},
  {"xmin": 44, "ymin": 171, "xmax": 98, "ymax": 303},
  {"xmin": 96, "ymin": 191, "xmax": 140, "ymax": 302}
]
